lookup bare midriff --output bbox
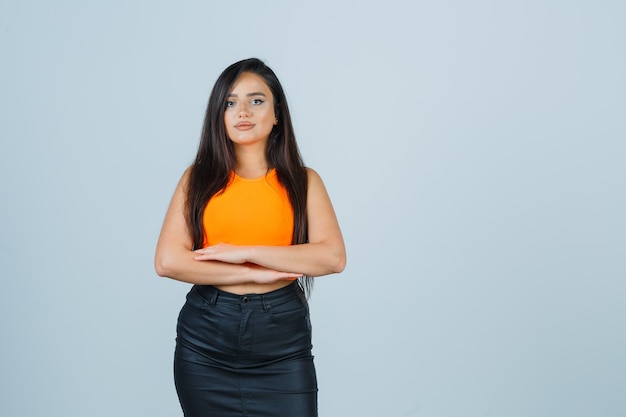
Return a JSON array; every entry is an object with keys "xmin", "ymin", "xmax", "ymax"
[{"xmin": 215, "ymin": 279, "xmax": 295, "ymax": 296}]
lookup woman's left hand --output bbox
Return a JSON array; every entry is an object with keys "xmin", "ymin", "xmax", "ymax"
[{"xmin": 193, "ymin": 243, "xmax": 251, "ymax": 264}]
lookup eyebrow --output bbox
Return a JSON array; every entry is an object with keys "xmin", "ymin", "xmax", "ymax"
[{"xmin": 228, "ymin": 92, "xmax": 267, "ymax": 97}]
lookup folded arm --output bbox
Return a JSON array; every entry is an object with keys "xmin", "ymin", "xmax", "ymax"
[
  {"xmin": 193, "ymin": 168, "xmax": 346, "ymax": 277},
  {"xmin": 154, "ymin": 169, "xmax": 303, "ymax": 285}
]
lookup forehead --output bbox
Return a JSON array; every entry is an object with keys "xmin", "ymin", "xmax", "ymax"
[{"xmin": 229, "ymin": 72, "xmax": 273, "ymax": 97}]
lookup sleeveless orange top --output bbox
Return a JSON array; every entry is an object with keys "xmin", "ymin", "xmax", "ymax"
[{"xmin": 202, "ymin": 169, "xmax": 294, "ymax": 248}]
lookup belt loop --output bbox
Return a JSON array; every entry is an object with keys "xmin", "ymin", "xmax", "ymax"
[
  {"xmin": 261, "ymin": 294, "xmax": 271, "ymax": 311},
  {"xmin": 210, "ymin": 290, "xmax": 218, "ymax": 306}
]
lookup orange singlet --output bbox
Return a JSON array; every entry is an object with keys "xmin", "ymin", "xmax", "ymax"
[{"xmin": 202, "ymin": 169, "xmax": 294, "ymax": 248}]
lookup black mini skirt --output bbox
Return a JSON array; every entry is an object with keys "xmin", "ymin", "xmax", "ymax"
[{"xmin": 174, "ymin": 281, "xmax": 318, "ymax": 417}]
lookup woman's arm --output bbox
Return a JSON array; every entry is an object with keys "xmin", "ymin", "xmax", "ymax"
[
  {"xmin": 193, "ymin": 168, "xmax": 347, "ymax": 277},
  {"xmin": 154, "ymin": 169, "xmax": 303, "ymax": 285}
]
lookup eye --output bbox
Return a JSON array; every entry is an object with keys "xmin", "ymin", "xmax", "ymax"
[
  {"xmin": 226, "ymin": 100, "xmax": 236, "ymax": 108},
  {"xmin": 251, "ymin": 98, "xmax": 264, "ymax": 105}
]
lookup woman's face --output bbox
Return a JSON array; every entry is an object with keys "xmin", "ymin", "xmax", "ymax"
[{"xmin": 224, "ymin": 72, "xmax": 276, "ymax": 148}]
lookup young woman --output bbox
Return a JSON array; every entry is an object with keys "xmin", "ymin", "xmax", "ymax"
[{"xmin": 155, "ymin": 58, "xmax": 346, "ymax": 417}]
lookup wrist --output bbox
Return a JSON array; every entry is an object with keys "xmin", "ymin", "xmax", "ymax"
[{"xmin": 245, "ymin": 246, "xmax": 258, "ymax": 264}]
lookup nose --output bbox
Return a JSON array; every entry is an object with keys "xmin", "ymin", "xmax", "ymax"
[{"xmin": 238, "ymin": 102, "xmax": 250, "ymax": 117}]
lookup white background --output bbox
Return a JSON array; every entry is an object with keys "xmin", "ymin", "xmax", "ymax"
[{"xmin": 1, "ymin": 1, "xmax": 625, "ymax": 416}]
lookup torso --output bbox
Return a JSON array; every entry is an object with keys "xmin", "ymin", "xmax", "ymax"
[{"xmin": 203, "ymin": 169, "xmax": 296, "ymax": 295}]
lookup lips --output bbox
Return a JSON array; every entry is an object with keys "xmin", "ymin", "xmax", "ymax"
[{"xmin": 235, "ymin": 122, "xmax": 255, "ymax": 130}]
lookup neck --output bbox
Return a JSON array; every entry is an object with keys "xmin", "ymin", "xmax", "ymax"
[{"xmin": 234, "ymin": 144, "xmax": 269, "ymax": 178}]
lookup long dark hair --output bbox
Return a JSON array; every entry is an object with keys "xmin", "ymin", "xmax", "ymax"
[{"xmin": 186, "ymin": 58, "xmax": 312, "ymax": 294}]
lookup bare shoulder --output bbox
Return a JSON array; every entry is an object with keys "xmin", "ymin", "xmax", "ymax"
[
  {"xmin": 305, "ymin": 167, "xmax": 325, "ymax": 186},
  {"xmin": 179, "ymin": 166, "xmax": 193, "ymax": 188},
  {"xmin": 169, "ymin": 166, "xmax": 192, "ymax": 198},
  {"xmin": 305, "ymin": 167, "xmax": 333, "ymax": 204},
  {"xmin": 163, "ymin": 166, "xmax": 193, "ymax": 219}
]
